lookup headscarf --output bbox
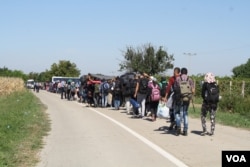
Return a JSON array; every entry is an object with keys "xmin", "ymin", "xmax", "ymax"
[
  {"xmin": 204, "ymin": 72, "xmax": 215, "ymax": 83},
  {"xmin": 150, "ymin": 76, "xmax": 156, "ymax": 82}
]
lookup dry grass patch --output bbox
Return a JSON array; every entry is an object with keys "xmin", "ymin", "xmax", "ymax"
[{"xmin": 0, "ymin": 77, "xmax": 25, "ymax": 96}]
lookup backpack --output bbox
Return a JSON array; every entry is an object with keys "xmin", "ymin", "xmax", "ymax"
[
  {"xmin": 160, "ymin": 81, "xmax": 168, "ymax": 97},
  {"xmin": 102, "ymin": 82, "xmax": 109, "ymax": 94},
  {"xmin": 150, "ymin": 84, "xmax": 160, "ymax": 101},
  {"xmin": 129, "ymin": 79, "xmax": 137, "ymax": 95},
  {"xmin": 205, "ymin": 82, "xmax": 219, "ymax": 103},
  {"xmin": 113, "ymin": 80, "xmax": 121, "ymax": 95},
  {"xmin": 139, "ymin": 78, "xmax": 148, "ymax": 94},
  {"xmin": 122, "ymin": 81, "xmax": 131, "ymax": 97},
  {"xmin": 94, "ymin": 83, "xmax": 100, "ymax": 94},
  {"xmin": 70, "ymin": 85, "xmax": 76, "ymax": 92},
  {"xmin": 67, "ymin": 84, "xmax": 71, "ymax": 90},
  {"xmin": 174, "ymin": 76, "xmax": 192, "ymax": 102}
]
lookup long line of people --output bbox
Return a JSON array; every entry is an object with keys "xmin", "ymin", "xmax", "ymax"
[{"xmin": 55, "ymin": 68, "xmax": 219, "ymax": 137}]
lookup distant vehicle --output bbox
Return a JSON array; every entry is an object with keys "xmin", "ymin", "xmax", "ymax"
[
  {"xmin": 51, "ymin": 76, "xmax": 80, "ymax": 83},
  {"xmin": 26, "ymin": 79, "xmax": 35, "ymax": 89}
]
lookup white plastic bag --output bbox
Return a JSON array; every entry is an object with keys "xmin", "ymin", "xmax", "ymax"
[
  {"xmin": 157, "ymin": 102, "xmax": 169, "ymax": 119},
  {"xmin": 166, "ymin": 92, "xmax": 174, "ymax": 109}
]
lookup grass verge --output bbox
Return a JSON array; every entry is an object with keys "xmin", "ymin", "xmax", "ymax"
[
  {"xmin": 0, "ymin": 90, "xmax": 50, "ymax": 167},
  {"xmin": 189, "ymin": 105, "xmax": 250, "ymax": 130}
]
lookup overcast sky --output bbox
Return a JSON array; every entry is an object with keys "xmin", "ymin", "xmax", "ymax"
[{"xmin": 1, "ymin": 0, "xmax": 249, "ymax": 77}]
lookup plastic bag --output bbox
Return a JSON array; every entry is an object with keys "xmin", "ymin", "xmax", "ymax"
[
  {"xmin": 157, "ymin": 102, "xmax": 169, "ymax": 118},
  {"xmin": 166, "ymin": 92, "xmax": 174, "ymax": 109}
]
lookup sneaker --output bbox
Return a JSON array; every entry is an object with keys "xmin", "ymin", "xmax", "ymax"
[
  {"xmin": 200, "ymin": 131, "xmax": 209, "ymax": 136},
  {"xmin": 183, "ymin": 131, "xmax": 188, "ymax": 136},
  {"xmin": 209, "ymin": 131, "xmax": 214, "ymax": 136},
  {"xmin": 169, "ymin": 122, "xmax": 175, "ymax": 130},
  {"xmin": 146, "ymin": 112, "xmax": 151, "ymax": 117},
  {"xmin": 176, "ymin": 128, "xmax": 181, "ymax": 136},
  {"xmin": 141, "ymin": 116, "xmax": 146, "ymax": 120},
  {"xmin": 132, "ymin": 115, "xmax": 141, "ymax": 119}
]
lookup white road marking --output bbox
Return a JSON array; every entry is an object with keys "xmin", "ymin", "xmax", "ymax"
[{"xmin": 87, "ymin": 107, "xmax": 189, "ymax": 167}]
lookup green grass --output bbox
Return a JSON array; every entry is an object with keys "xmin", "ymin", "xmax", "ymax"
[
  {"xmin": 0, "ymin": 90, "xmax": 50, "ymax": 167},
  {"xmin": 189, "ymin": 105, "xmax": 250, "ymax": 130}
]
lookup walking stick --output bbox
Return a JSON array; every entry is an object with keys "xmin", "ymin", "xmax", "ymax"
[{"xmin": 191, "ymin": 98, "xmax": 195, "ymax": 112}]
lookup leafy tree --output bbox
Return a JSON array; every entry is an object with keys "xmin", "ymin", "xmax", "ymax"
[
  {"xmin": 49, "ymin": 60, "xmax": 81, "ymax": 77},
  {"xmin": 232, "ymin": 58, "xmax": 250, "ymax": 78},
  {"xmin": 24, "ymin": 60, "xmax": 81, "ymax": 82},
  {"xmin": 27, "ymin": 72, "xmax": 39, "ymax": 80},
  {"xmin": 28, "ymin": 70, "xmax": 54, "ymax": 82},
  {"xmin": 38, "ymin": 71, "xmax": 51, "ymax": 82},
  {"xmin": 119, "ymin": 44, "xmax": 174, "ymax": 75}
]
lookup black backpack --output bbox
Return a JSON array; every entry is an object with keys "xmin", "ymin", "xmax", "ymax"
[
  {"xmin": 114, "ymin": 80, "xmax": 121, "ymax": 95},
  {"xmin": 139, "ymin": 78, "xmax": 148, "ymax": 94},
  {"xmin": 122, "ymin": 81, "xmax": 131, "ymax": 97},
  {"xmin": 114, "ymin": 80, "xmax": 122, "ymax": 91},
  {"xmin": 205, "ymin": 82, "xmax": 219, "ymax": 103},
  {"xmin": 129, "ymin": 79, "xmax": 137, "ymax": 95}
]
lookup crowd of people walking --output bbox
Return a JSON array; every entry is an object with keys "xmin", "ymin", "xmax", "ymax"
[{"xmin": 53, "ymin": 68, "xmax": 219, "ymax": 137}]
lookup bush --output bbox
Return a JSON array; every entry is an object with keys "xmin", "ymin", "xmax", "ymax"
[{"xmin": 219, "ymin": 91, "xmax": 250, "ymax": 114}]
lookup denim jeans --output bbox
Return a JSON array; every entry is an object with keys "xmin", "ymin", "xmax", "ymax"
[
  {"xmin": 101, "ymin": 93, "xmax": 108, "ymax": 107},
  {"xmin": 175, "ymin": 103, "xmax": 189, "ymax": 131},
  {"xmin": 114, "ymin": 99, "xmax": 120, "ymax": 110},
  {"xmin": 93, "ymin": 93, "xmax": 101, "ymax": 107}
]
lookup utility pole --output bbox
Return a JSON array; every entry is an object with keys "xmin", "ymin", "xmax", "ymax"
[{"xmin": 183, "ymin": 52, "xmax": 196, "ymax": 75}]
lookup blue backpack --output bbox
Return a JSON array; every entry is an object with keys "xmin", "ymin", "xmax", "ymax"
[{"xmin": 102, "ymin": 82, "xmax": 109, "ymax": 94}]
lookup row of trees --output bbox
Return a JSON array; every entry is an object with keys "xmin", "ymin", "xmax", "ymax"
[
  {"xmin": 1, "ymin": 43, "xmax": 249, "ymax": 81},
  {"xmin": 0, "ymin": 67, "xmax": 27, "ymax": 80},
  {"xmin": 0, "ymin": 61, "xmax": 80, "ymax": 82}
]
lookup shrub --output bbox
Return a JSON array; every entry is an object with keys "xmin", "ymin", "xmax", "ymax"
[{"xmin": 219, "ymin": 91, "xmax": 250, "ymax": 114}]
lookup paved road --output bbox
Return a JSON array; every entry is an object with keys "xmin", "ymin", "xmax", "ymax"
[{"xmin": 35, "ymin": 91, "xmax": 250, "ymax": 167}]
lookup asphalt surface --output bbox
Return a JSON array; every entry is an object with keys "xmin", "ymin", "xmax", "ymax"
[{"xmin": 34, "ymin": 90, "xmax": 250, "ymax": 167}]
